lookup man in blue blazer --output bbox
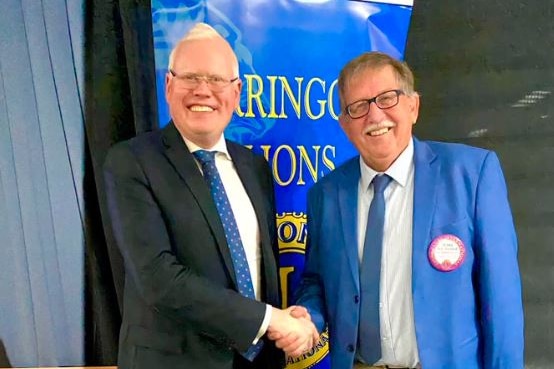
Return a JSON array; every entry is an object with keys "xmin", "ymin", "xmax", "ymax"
[{"xmin": 292, "ymin": 52, "xmax": 524, "ymax": 368}]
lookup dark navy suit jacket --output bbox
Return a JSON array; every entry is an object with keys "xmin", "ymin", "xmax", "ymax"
[{"xmin": 104, "ymin": 122, "xmax": 283, "ymax": 369}]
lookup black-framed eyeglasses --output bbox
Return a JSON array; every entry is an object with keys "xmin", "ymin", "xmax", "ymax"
[
  {"xmin": 169, "ymin": 69, "xmax": 239, "ymax": 91},
  {"xmin": 344, "ymin": 89, "xmax": 405, "ymax": 119}
]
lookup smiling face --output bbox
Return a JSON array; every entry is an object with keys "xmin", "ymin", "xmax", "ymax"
[
  {"xmin": 165, "ymin": 37, "xmax": 241, "ymax": 148},
  {"xmin": 339, "ymin": 65, "xmax": 419, "ymax": 171}
]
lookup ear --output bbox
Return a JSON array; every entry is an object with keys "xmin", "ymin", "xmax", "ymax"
[
  {"xmin": 338, "ymin": 113, "xmax": 347, "ymax": 129},
  {"xmin": 165, "ymin": 72, "xmax": 172, "ymax": 102},
  {"xmin": 233, "ymin": 78, "xmax": 243, "ymax": 108},
  {"xmin": 409, "ymin": 94, "xmax": 420, "ymax": 125}
]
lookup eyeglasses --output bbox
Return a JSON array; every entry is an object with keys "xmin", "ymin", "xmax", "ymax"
[
  {"xmin": 169, "ymin": 69, "xmax": 239, "ymax": 92},
  {"xmin": 344, "ymin": 89, "xmax": 405, "ymax": 119}
]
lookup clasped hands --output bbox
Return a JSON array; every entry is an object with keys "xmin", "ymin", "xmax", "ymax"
[{"xmin": 267, "ymin": 305, "xmax": 320, "ymax": 358}]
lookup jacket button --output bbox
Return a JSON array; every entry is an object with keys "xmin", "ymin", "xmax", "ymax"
[
  {"xmin": 347, "ymin": 344, "xmax": 354, "ymax": 352},
  {"xmin": 354, "ymin": 295, "xmax": 359, "ymax": 304}
]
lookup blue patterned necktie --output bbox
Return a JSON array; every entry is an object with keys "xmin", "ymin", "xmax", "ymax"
[
  {"xmin": 193, "ymin": 150, "xmax": 263, "ymax": 361},
  {"xmin": 358, "ymin": 174, "xmax": 392, "ymax": 364}
]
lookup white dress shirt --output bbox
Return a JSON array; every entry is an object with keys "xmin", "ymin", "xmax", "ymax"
[
  {"xmin": 184, "ymin": 135, "xmax": 271, "ymax": 343},
  {"xmin": 357, "ymin": 138, "xmax": 420, "ymax": 368}
]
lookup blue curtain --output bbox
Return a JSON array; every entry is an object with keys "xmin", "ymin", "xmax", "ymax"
[{"xmin": 0, "ymin": 0, "xmax": 85, "ymax": 365}]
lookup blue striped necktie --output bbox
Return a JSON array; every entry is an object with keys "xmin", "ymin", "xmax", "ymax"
[
  {"xmin": 193, "ymin": 150, "xmax": 263, "ymax": 361},
  {"xmin": 358, "ymin": 174, "xmax": 392, "ymax": 364}
]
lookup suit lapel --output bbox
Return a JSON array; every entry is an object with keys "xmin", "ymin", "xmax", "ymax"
[
  {"xmin": 337, "ymin": 157, "xmax": 362, "ymax": 289},
  {"xmin": 228, "ymin": 143, "xmax": 267, "ymax": 236},
  {"xmin": 228, "ymin": 142, "xmax": 279, "ymax": 304},
  {"xmin": 412, "ymin": 138, "xmax": 439, "ymax": 287},
  {"xmin": 161, "ymin": 123, "xmax": 237, "ymax": 287}
]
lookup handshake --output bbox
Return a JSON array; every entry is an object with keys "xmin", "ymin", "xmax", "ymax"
[{"xmin": 267, "ymin": 305, "xmax": 320, "ymax": 358}]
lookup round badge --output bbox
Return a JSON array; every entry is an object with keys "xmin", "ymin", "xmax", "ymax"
[{"xmin": 428, "ymin": 234, "xmax": 466, "ymax": 272}]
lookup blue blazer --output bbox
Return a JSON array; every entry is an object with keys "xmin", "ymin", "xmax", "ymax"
[{"xmin": 295, "ymin": 138, "xmax": 524, "ymax": 369}]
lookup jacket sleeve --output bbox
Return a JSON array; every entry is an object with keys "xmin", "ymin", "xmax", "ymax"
[
  {"xmin": 293, "ymin": 184, "xmax": 327, "ymax": 333},
  {"xmin": 475, "ymin": 151, "xmax": 524, "ymax": 369}
]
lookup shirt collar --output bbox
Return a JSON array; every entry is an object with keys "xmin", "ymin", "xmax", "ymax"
[
  {"xmin": 182, "ymin": 135, "xmax": 232, "ymax": 161},
  {"xmin": 359, "ymin": 138, "xmax": 414, "ymax": 191}
]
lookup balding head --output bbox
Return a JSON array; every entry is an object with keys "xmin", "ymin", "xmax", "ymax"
[{"xmin": 168, "ymin": 23, "xmax": 239, "ymax": 76}]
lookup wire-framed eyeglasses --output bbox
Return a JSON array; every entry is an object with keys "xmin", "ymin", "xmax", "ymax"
[
  {"xmin": 169, "ymin": 69, "xmax": 239, "ymax": 92},
  {"xmin": 344, "ymin": 89, "xmax": 405, "ymax": 119}
]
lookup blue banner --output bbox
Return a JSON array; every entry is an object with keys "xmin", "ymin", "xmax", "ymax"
[{"xmin": 152, "ymin": 1, "xmax": 413, "ymax": 367}]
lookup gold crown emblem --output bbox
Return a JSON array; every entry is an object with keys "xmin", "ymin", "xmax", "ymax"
[{"xmin": 276, "ymin": 212, "xmax": 307, "ymax": 253}]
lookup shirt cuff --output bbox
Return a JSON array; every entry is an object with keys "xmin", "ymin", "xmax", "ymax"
[{"xmin": 253, "ymin": 304, "xmax": 272, "ymax": 344}]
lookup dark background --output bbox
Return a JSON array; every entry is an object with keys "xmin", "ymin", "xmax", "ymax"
[{"xmin": 406, "ymin": 1, "xmax": 554, "ymax": 367}]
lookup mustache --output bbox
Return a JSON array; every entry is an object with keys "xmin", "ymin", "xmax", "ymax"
[{"xmin": 363, "ymin": 120, "xmax": 396, "ymax": 135}]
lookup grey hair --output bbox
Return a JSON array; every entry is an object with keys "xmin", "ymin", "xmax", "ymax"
[
  {"xmin": 167, "ymin": 22, "xmax": 239, "ymax": 76},
  {"xmin": 338, "ymin": 51, "xmax": 417, "ymax": 109}
]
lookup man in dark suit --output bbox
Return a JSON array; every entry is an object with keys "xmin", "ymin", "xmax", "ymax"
[
  {"xmin": 104, "ymin": 23, "xmax": 317, "ymax": 369},
  {"xmin": 291, "ymin": 52, "xmax": 524, "ymax": 368}
]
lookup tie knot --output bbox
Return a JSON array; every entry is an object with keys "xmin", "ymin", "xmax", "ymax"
[
  {"xmin": 372, "ymin": 174, "xmax": 392, "ymax": 194},
  {"xmin": 193, "ymin": 150, "xmax": 216, "ymax": 165}
]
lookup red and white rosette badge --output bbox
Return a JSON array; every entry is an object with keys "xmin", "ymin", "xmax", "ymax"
[{"xmin": 428, "ymin": 234, "xmax": 466, "ymax": 272}]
